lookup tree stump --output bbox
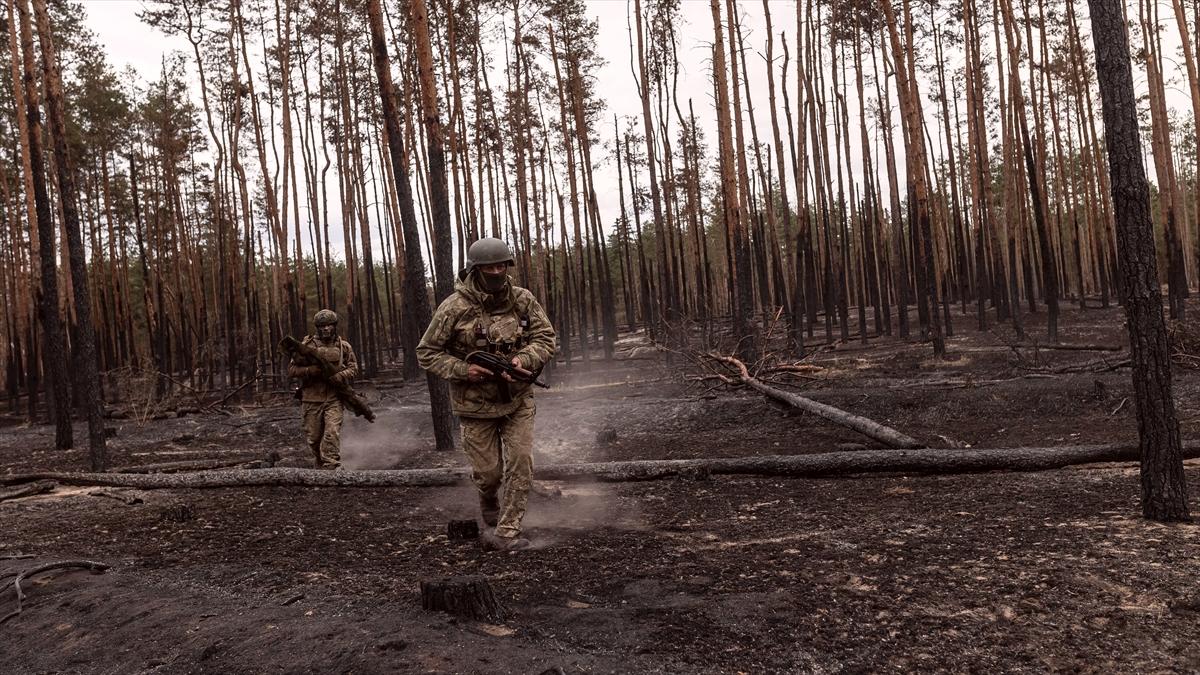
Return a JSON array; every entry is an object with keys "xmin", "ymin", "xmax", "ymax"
[
  {"xmin": 420, "ymin": 576, "xmax": 505, "ymax": 622},
  {"xmin": 446, "ymin": 519, "xmax": 479, "ymax": 542},
  {"xmin": 160, "ymin": 503, "xmax": 195, "ymax": 522}
]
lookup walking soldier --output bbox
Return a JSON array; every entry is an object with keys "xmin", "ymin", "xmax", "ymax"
[{"xmin": 417, "ymin": 238, "xmax": 557, "ymax": 551}]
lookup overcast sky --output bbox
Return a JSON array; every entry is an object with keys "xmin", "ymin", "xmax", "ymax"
[
  {"xmin": 80, "ymin": 0, "xmax": 760, "ymax": 262},
  {"xmin": 79, "ymin": 0, "xmax": 1189, "ymax": 265}
]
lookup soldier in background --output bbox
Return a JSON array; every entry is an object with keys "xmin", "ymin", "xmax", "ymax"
[
  {"xmin": 417, "ymin": 238, "xmax": 557, "ymax": 551},
  {"xmin": 288, "ymin": 309, "xmax": 358, "ymax": 470}
]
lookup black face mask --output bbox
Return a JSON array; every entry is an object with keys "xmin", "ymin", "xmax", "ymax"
[
  {"xmin": 317, "ymin": 325, "xmax": 336, "ymax": 340},
  {"xmin": 479, "ymin": 270, "xmax": 508, "ymax": 293}
]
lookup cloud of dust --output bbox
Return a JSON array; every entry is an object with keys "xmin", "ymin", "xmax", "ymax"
[
  {"xmin": 343, "ymin": 355, "xmax": 661, "ymax": 543},
  {"xmin": 338, "ymin": 404, "xmax": 434, "ymax": 469},
  {"xmin": 531, "ymin": 361, "xmax": 664, "ymax": 465},
  {"xmin": 522, "ymin": 482, "xmax": 650, "ymax": 549},
  {"xmin": 518, "ymin": 361, "xmax": 664, "ymax": 543}
]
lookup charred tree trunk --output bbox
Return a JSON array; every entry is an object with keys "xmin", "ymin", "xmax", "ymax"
[
  {"xmin": 366, "ymin": 0, "xmax": 455, "ymax": 452},
  {"xmin": 420, "ymin": 576, "xmax": 505, "ymax": 622},
  {"xmin": 13, "ymin": 0, "xmax": 70, "ymax": 450},
  {"xmin": 409, "ymin": 0, "xmax": 455, "ymax": 303},
  {"xmin": 1088, "ymin": 0, "xmax": 1189, "ymax": 522},
  {"xmin": 32, "ymin": 0, "xmax": 107, "ymax": 469}
]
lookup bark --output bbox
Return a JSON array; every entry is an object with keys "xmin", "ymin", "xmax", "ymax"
[
  {"xmin": 1171, "ymin": 0, "xmax": 1200, "ymax": 287},
  {"xmin": 366, "ymin": 0, "xmax": 455, "ymax": 452},
  {"xmin": 1088, "ymin": 0, "xmax": 1189, "ymax": 522},
  {"xmin": 881, "ymin": 0, "xmax": 944, "ymax": 357},
  {"xmin": 14, "ymin": 0, "xmax": 71, "ymax": 450},
  {"xmin": 409, "ymin": 0, "xmax": 454, "ymax": 303},
  {"xmin": 709, "ymin": 0, "xmax": 750, "ymax": 357},
  {"xmin": 32, "ymin": 0, "xmax": 107, "ymax": 469},
  {"xmin": 421, "ymin": 576, "xmax": 505, "ymax": 622},
  {"xmin": 6, "ymin": 0, "xmax": 38, "ymax": 391}
]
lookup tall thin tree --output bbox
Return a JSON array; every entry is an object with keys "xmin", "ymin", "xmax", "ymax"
[
  {"xmin": 366, "ymin": 0, "xmax": 454, "ymax": 452},
  {"xmin": 1089, "ymin": 0, "xmax": 1189, "ymax": 522}
]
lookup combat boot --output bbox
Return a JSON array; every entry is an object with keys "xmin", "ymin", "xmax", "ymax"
[
  {"xmin": 479, "ymin": 493, "xmax": 499, "ymax": 526},
  {"xmin": 480, "ymin": 529, "xmax": 531, "ymax": 552}
]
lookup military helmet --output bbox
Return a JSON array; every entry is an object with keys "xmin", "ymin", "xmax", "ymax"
[
  {"xmin": 313, "ymin": 309, "xmax": 339, "ymax": 326},
  {"xmin": 466, "ymin": 237, "xmax": 515, "ymax": 269}
]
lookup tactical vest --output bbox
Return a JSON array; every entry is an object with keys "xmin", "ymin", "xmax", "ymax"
[{"xmin": 470, "ymin": 311, "xmax": 533, "ymax": 357}]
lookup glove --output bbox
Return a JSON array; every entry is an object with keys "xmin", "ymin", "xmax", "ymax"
[
  {"xmin": 331, "ymin": 370, "xmax": 350, "ymax": 385},
  {"xmin": 301, "ymin": 365, "xmax": 322, "ymax": 378}
]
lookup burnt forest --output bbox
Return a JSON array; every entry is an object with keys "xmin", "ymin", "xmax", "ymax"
[{"xmin": 4, "ymin": 0, "xmax": 1200, "ymax": 672}]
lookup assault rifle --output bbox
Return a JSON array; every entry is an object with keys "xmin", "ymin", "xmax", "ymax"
[
  {"xmin": 279, "ymin": 336, "xmax": 376, "ymax": 422},
  {"xmin": 465, "ymin": 350, "xmax": 548, "ymax": 403}
]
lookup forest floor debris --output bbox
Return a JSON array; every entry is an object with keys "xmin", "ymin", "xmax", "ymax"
[{"xmin": 4, "ymin": 304, "xmax": 1200, "ymax": 672}]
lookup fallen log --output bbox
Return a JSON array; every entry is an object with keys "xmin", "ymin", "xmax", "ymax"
[
  {"xmin": 1048, "ymin": 357, "xmax": 1132, "ymax": 374},
  {"xmin": 711, "ymin": 354, "xmax": 923, "ymax": 449},
  {"xmin": 0, "ymin": 480, "xmax": 56, "ymax": 502},
  {"xmin": 3, "ymin": 441, "xmax": 1199, "ymax": 489},
  {"xmin": 1033, "ymin": 343, "xmax": 1124, "ymax": 352},
  {"xmin": 960, "ymin": 343, "xmax": 1125, "ymax": 354},
  {"xmin": 106, "ymin": 451, "xmax": 280, "ymax": 474}
]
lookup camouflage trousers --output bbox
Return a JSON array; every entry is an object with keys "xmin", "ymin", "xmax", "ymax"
[
  {"xmin": 302, "ymin": 399, "xmax": 344, "ymax": 469},
  {"xmin": 459, "ymin": 396, "xmax": 536, "ymax": 538}
]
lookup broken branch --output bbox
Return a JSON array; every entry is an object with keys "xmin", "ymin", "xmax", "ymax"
[
  {"xmin": 0, "ymin": 560, "xmax": 110, "ymax": 624},
  {"xmin": 709, "ymin": 353, "xmax": 923, "ymax": 449}
]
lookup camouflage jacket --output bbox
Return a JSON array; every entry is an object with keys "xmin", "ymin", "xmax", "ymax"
[
  {"xmin": 287, "ymin": 335, "xmax": 358, "ymax": 403},
  {"xmin": 417, "ymin": 272, "xmax": 557, "ymax": 418}
]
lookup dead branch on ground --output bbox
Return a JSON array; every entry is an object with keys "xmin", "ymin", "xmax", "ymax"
[
  {"xmin": 0, "ymin": 560, "xmax": 110, "ymax": 624},
  {"xmin": 208, "ymin": 370, "xmax": 262, "ymax": 412},
  {"xmin": 705, "ymin": 353, "xmax": 923, "ymax": 449},
  {"xmin": 1033, "ymin": 343, "xmax": 1124, "ymax": 352}
]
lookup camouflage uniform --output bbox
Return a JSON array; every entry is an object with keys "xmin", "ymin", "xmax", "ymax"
[
  {"xmin": 417, "ymin": 271, "xmax": 557, "ymax": 539},
  {"xmin": 288, "ymin": 335, "xmax": 358, "ymax": 469}
]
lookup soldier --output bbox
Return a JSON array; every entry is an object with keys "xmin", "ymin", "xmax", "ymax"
[
  {"xmin": 417, "ymin": 238, "xmax": 557, "ymax": 551},
  {"xmin": 288, "ymin": 309, "xmax": 358, "ymax": 470}
]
